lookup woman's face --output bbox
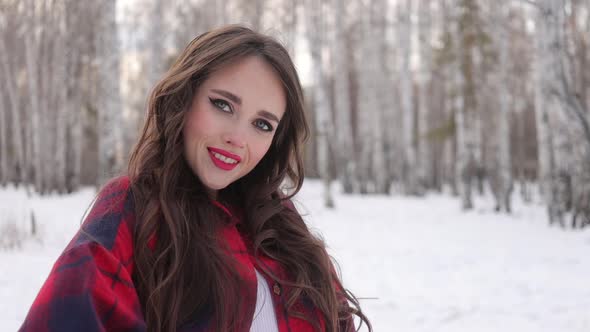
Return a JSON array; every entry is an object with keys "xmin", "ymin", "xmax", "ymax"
[{"xmin": 183, "ymin": 56, "xmax": 286, "ymax": 198}]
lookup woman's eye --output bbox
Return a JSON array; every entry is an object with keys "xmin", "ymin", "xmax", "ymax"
[
  {"xmin": 210, "ymin": 98, "xmax": 232, "ymax": 113},
  {"xmin": 253, "ymin": 119, "xmax": 273, "ymax": 132}
]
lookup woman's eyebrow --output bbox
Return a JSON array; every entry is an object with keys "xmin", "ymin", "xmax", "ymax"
[
  {"xmin": 258, "ymin": 110, "xmax": 280, "ymax": 123},
  {"xmin": 211, "ymin": 88, "xmax": 281, "ymax": 123},
  {"xmin": 211, "ymin": 89, "xmax": 241, "ymax": 105}
]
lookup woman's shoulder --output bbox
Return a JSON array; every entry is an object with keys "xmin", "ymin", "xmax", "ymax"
[
  {"xmin": 20, "ymin": 176, "xmax": 144, "ymax": 332},
  {"xmin": 66, "ymin": 175, "xmax": 136, "ymax": 260}
]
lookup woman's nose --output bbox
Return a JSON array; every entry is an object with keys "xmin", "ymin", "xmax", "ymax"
[{"xmin": 222, "ymin": 129, "xmax": 246, "ymax": 149}]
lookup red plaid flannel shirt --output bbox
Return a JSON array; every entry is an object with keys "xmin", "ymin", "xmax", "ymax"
[{"xmin": 20, "ymin": 176, "xmax": 354, "ymax": 331}]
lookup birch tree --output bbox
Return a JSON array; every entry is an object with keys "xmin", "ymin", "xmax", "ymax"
[
  {"xmin": 63, "ymin": 0, "xmax": 88, "ymax": 192},
  {"xmin": 331, "ymin": 0, "xmax": 356, "ymax": 193},
  {"xmin": 417, "ymin": 0, "xmax": 433, "ymax": 191},
  {"xmin": 530, "ymin": 0, "xmax": 590, "ymax": 225},
  {"xmin": 0, "ymin": 10, "xmax": 5, "ymax": 185},
  {"xmin": 381, "ymin": 30, "xmax": 404, "ymax": 192},
  {"xmin": 353, "ymin": 0, "xmax": 389, "ymax": 194},
  {"xmin": 95, "ymin": 0, "xmax": 123, "ymax": 186},
  {"xmin": 373, "ymin": 0, "xmax": 392, "ymax": 194},
  {"xmin": 0, "ymin": 84, "xmax": 7, "ymax": 186},
  {"xmin": 23, "ymin": 0, "xmax": 44, "ymax": 192},
  {"xmin": 39, "ymin": 1, "xmax": 59, "ymax": 193},
  {"xmin": 452, "ymin": 0, "xmax": 473, "ymax": 209},
  {"xmin": 565, "ymin": 0, "xmax": 589, "ymax": 111},
  {"xmin": 565, "ymin": 0, "xmax": 590, "ymax": 227},
  {"xmin": 53, "ymin": 0, "xmax": 68, "ymax": 193},
  {"xmin": 488, "ymin": 1, "xmax": 513, "ymax": 212},
  {"xmin": 305, "ymin": 0, "xmax": 334, "ymax": 207},
  {"xmin": 0, "ymin": 3, "xmax": 25, "ymax": 185},
  {"xmin": 398, "ymin": 0, "xmax": 418, "ymax": 195},
  {"xmin": 506, "ymin": 5, "xmax": 534, "ymax": 204},
  {"xmin": 532, "ymin": 0, "xmax": 567, "ymax": 224},
  {"xmin": 433, "ymin": 0, "xmax": 460, "ymax": 196}
]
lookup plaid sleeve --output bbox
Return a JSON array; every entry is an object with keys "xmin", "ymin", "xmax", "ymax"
[{"xmin": 19, "ymin": 176, "xmax": 146, "ymax": 332}]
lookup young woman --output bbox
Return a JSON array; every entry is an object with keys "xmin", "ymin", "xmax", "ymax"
[{"xmin": 20, "ymin": 25, "xmax": 371, "ymax": 332}]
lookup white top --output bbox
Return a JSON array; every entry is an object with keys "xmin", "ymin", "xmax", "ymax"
[{"xmin": 249, "ymin": 269, "xmax": 280, "ymax": 332}]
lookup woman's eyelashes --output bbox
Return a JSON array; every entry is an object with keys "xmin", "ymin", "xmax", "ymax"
[
  {"xmin": 253, "ymin": 119, "xmax": 273, "ymax": 132},
  {"xmin": 210, "ymin": 97, "xmax": 232, "ymax": 113},
  {"xmin": 210, "ymin": 96, "xmax": 274, "ymax": 132}
]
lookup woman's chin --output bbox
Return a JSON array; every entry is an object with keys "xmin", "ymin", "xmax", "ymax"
[{"xmin": 202, "ymin": 181, "xmax": 230, "ymax": 193}]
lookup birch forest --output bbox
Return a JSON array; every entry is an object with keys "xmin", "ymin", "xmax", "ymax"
[{"xmin": 1, "ymin": 0, "xmax": 590, "ymax": 227}]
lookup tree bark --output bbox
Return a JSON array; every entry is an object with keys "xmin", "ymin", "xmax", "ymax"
[
  {"xmin": 453, "ymin": 0, "xmax": 474, "ymax": 209},
  {"xmin": 398, "ymin": 0, "xmax": 419, "ymax": 195},
  {"xmin": 533, "ymin": 0, "xmax": 568, "ymax": 224},
  {"xmin": 0, "ymin": 23, "xmax": 25, "ymax": 185},
  {"xmin": 332, "ymin": 0, "xmax": 356, "ymax": 194},
  {"xmin": 305, "ymin": 0, "xmax": 334, "ymax": 207},
  {"xmin": 493, "ymin": 3, "xmax": 513, "ymax": 213},
  {"xmin": 417, "ymin": 0, "xmax": 432, "ymax": 192},
  {"xmin": 0, "ymin": 85, "xmax": 7, "ymax": 185},
  {"xmin": 24, "ymin": 0, "xmax": 43, "ymax": 192},
  {"xmin": 95, "ymin": 0, "xmax": 123, "ymax": 186},
  {"xmin": 54, "ymin": 0, "xmax": 68, "ymax": 193}
]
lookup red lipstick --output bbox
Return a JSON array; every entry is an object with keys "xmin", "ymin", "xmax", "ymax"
[{"xmin": 207, "ymin": 147, "xmax": 241, "ymax": 171}]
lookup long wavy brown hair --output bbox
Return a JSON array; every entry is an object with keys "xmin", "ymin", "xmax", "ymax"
[{"xmin": 127, "ymin": 25, "xmax": 371, "ymax": 332}]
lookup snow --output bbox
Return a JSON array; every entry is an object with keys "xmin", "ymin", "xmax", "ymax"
[
  {"xmin": 0, "ymin": 185, "xmax": 97, "ymax": 330},
  {"xmin": 2, "ymin": 180, "xmax": 590, "ymax": 331}
]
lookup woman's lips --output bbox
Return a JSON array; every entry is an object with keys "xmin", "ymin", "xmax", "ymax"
[{"xmin": 207, "ymin": 147, "xmax": 241, "ymax": 171}]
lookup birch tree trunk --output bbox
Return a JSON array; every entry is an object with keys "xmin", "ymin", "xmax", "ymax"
[
  {"xmin": 0, "ymin": 28, "xmax": 25, "ymax": 185},
  {"xmin": 567, "ymin": 0, "xmax": 590, "ymax": 227},
  {"xmin": 378, "ymin": 0, "xmax": 399, "ymax": 192},
  {"xmin": 417, "ymin": 0, "xmax": 432, "ymax": 192},
  {"xmin": 0, "ymin": 14, "xmax": 4, "ymax": 184},
  {"xmin": 533, "ymin": 0, "xmax": 566, "ymax": 224},
  {"xmin": 473, "ymin": 46, "xmax": 485, "ymax": 196},
  {"xmin": 354, "ymin": 0, "xmax": 388, "ymax": 194},
  {"xmin": 0, "ymin": 86, "xmax": 7, "ymax": 185},
  {"xmin": 305, "ymin": 0, "xmax": 334, "ymax": 207},
  {"xmin": 491, "ymin": 2, "xmax": 513, "ymax": 213},
  {"xmin": 95, "ymin": 0, "xmax": 123, "ymax": 186},
  {"xmin": 398, "ymin": 0, "xmax": 418, "ymax": 195},
  {"xmin": 332, "ymin": 0, "xmax": 356, "ymax": 193},
  {"xmin": 39, "ymin": 0, "xmax": 56, "ymax": 193},
  {"xmin": 533, "ymin": 4, "xmax": 553, "ymax": 213},
  {"xmin": 63, "ymin": 0, "xmax": 85, "ymax": 192},
  {"xmin": 453, "ymin": 1, "xmax": 474, "ymax": 209},
  {"xmin": 354, "ymin": 1, "xmax": 370, "ymax": 194},
  {"xmin": 438, "ymin": 0, "xmax": 459, "ymax": 196},
  {"xmin": 454, "ymin": 66, "xmax": 472, "ymax": 209},
  {"xmin": 24, "ymin": 0, "xmax": 43, "ymax": 192},
  {"xmin": 370, "ymin": 0, "xmax": 389, "ymax": 194},
  {"xmin": 529, "ymin": 0, "xmax": 590, "ymax": 225},
  {"xmin": 53, "ymin": 0, "xmax": 68, "ymax": 193}
]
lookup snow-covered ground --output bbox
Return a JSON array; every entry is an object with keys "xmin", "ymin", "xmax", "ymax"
[{"xmin": 2, "ymin": 180, "xmax": 590, "ymax": 331}]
